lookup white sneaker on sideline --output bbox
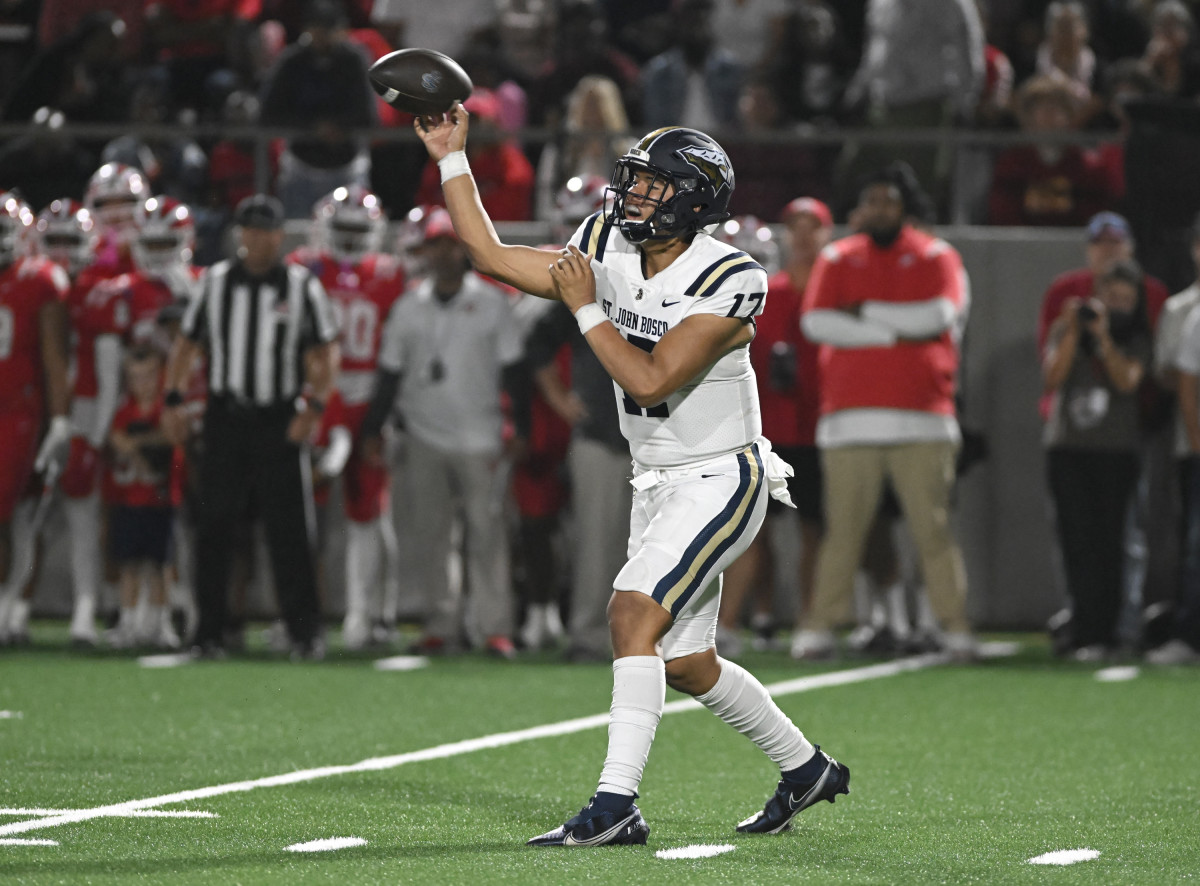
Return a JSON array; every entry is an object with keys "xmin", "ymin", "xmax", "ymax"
[
  {"xmin": 343, "ymin": 612, "xmax": 371, "ymax": 650},
  {"xmin": 69, "ymin": 597, "xmax": 99, "ymax": 646},
  {"xmin": 1145, "ymin": 639, "xmax": 1200, "ymax": 665},
  {"xmin": 790, "ymin": 629, "xmax": 836, "ymax": 661},
  {"xmin": 1071, "ymin": 644, "xmax": 1108, "ymax": 663},
  {"xmin": 942, "ymin": 631, "xmax": 981, "ymax": 662}
]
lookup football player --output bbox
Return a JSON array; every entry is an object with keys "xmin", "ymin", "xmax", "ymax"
[
  {"xmin": 0, "ymin": 193, "xmax": 71, "ymax": 645},
  {"xmin": 405, "ymin": 109, "xmax": 850, "ymax": 844},
  {"xmin": 57, "ymin": 163, "xmax": 152, "ymax": 645},
  {"xmin": 288, "ymin": 186, "xmax": 405, "ymax": 650}
]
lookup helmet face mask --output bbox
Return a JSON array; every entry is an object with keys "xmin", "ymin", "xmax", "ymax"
[
  {"xmin": 35, "ymin": 198, "xmax": 97, "ymax": 275},
  {"xmin": 312, "ymin": 186, "xmax": 385, "ymax": 264},
  {"xmin": 604, "ymin": 127, "xmax": 735, "ymax": 244},
  {"xmin": 131, "ymin": 197, "xmax": 194, "ymax": 278},
  {"xmin": 85, "ymin": 163, "xmax": 150, "ymax": 241},
  {"xmin": 0, "ymin": 192, "xmax": 34, "ymax": 267}
]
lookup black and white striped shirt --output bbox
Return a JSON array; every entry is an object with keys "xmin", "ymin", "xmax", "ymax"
[{"xmin": 182, "ymin": 259, "xmax": 339, "ymax": 406}]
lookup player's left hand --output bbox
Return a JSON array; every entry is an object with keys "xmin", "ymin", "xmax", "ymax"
[{"xmin": 548, "ymin": 245, "xmax": 596, "ymax": 312}]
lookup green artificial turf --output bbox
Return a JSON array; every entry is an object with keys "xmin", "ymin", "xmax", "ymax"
[{"xmin": 1, "ymin": 627, "xmax": 1197, "ymax": 885}]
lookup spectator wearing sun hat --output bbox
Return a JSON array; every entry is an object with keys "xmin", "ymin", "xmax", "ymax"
[{"xmin": 413, "ymin": 89, "xmax": 536, "ymax": 221}]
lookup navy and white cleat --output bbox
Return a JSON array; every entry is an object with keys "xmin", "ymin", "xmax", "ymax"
[
  {"xmin": 527, "ymin": 798, "xmax": 650, "ymax": 847},
  {"xmin": 736, "ymin": 746, "xmax": 850, "ymax": 835}
]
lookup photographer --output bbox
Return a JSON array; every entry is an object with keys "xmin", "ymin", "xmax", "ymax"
[{"xmin": 1042, "ymin": 259, "xmax": 1152, "ymax": 661}]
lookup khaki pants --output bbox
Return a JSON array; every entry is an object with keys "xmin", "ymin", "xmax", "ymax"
[{"xmin": 808, "ymin": 441, "xmax": 969, "ymax": 634}]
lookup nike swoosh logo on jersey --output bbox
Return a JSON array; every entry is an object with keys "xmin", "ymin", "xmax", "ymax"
[{"xmin": 661, "ymin": 299, "xmax": 680, "ymax": 307}]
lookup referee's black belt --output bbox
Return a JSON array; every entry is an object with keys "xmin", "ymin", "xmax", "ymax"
[{"xmin": 208, "ymin": 394, "xmax": 296, "ymax": 420}]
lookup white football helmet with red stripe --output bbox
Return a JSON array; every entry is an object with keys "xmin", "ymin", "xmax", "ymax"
[
  {"xmin": 35, "ymin": 198, "xmax": 98, "ymax": 275},
  {"xmin": 0, "ymin": 191, "xmax": 35, "ymax": 266},
  {"xmin": 312, "ymin": 185, "xmax": 386, "ymax": 263},
  {"xmin": 85, "ymin": 162, "xmax": 150, "ymax": 241},
  {"xmin": 131, "ymin": 196, "xmax": 194, "ymax": 278}
]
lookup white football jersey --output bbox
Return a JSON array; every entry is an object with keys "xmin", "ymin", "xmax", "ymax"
[{"xmin": 569, "ymin": 212, "xmax": 768, "ymax": 469}]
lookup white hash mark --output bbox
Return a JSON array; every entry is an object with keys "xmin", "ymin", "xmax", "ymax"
[
  {"xmin": 656, "ymin": 843, "xmax": 736, "ymax": 860},
  {"xmin": 285, "ymin": 837, "xmax": 368, "ymax": 852},
  {"xmin": 1028, "ymin": 849, "xmax": 1101, "ymax": 865}
]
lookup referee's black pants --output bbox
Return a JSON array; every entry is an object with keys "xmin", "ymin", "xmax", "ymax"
[{"xmin": 192, "ymin": 399, "xmax": 320, "ymax": 648}]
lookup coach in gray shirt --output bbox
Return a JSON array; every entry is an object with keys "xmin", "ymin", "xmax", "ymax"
[{"xmin": 362, "ymin": 210, "xmax": 529, "ymax": 657}]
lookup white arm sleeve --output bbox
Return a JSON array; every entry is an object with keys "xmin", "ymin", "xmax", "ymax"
[
  {"xmin": 90, "ymin": 334, "xmax": 123, "ymax": 448},
  {"xmin": 802, "ymin": 309, "xmax": 898, "ymax": 348},
  {"xmin": 317, "ymin": 425, "xmax": 353, "ymax": 478},
  {"xmin": 860, "ymin": 297, "xmax": 958, "ymax": 338}
]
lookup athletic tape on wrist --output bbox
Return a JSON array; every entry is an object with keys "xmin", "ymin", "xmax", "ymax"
[
  {"xmin": 438, "ymin": 150, "xmax": 471, "ymax": 183},
  {"xmin": 574, "ymin": 303, "xmax": 608, "ymax": 335}
]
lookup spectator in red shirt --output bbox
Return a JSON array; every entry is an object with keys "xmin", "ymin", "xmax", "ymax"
[
  {"xmin": 716, "ymin": 200, "xmax": 832, "ymax": 657},
  {"xmin": 414, "ymin": 90, "xmax": 535, "ymax": 221},
  {"xmin": 797, "ymin": 165, "xmax": 976, "ymax": 661},
  {"xmin": 988, "ymin": 75, "xmax": 1114, "ymax": 227}
]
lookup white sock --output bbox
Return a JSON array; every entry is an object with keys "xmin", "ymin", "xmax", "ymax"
[
  {"xmin": 596, "ymin": 655, "xmax": 665, "ymax": 797},
  {"xmin": 345, "ymin": 519, "xmax": 384, "ymax": 621},
  {"xmin": 696, "ymin": 657, "xmax": 814, "ymax": 772},
  {"xmin": 8, "ymin": 597, "xmax": 30, "ymax": 633},
  {"xmin": 64, "ymin": 496, "xmax": 101, "ymax": 606}
]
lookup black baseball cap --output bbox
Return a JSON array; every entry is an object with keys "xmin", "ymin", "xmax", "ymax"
[{"xmin": 235, "ymin": 194, "xmax": 285, "ymax": 230}]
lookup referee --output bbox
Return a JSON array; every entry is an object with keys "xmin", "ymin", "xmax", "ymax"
[{"xmin": 162, "ymin": 194, "xmax": 340, "ymax": 659}]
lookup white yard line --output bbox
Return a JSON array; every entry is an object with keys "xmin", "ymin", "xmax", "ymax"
[
  {"xmin": 0, "ymin": 809, "xmax": 216, "ymax": 818},
  {"xmin": 0, "ymin": 651, "xmax": 968, "ymax": 838}
]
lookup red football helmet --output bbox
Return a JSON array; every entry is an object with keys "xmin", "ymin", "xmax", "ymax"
[
  {"xmin": 85, "ymin": 162, "xmax": 150, "ymax": 239},
  {"xmin": 714, "ymin": 215, "xmax": 780, "ymax": 275},
  {"xmin": 0, "ymin": 191, "xmax": 35, "ymax": 266},
  {"xmin": 35, "ymin": 198, "xmax": 98, "ymax": 275},
  {"xmin": 312, "ymin": 185, "xmax": 386, "ymax": 263},
  {"xmin": 131, "ymin": 196, "xmax": 194, "ymax": 278}
]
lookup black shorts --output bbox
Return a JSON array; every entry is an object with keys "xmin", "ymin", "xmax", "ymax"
[
  {"xmin": 109, "ymin": 505, "xmax": 175, "ymax": 565},
  {"xmin": 769, "ymin": 445, "xmax": 823, "ymax": 525}
]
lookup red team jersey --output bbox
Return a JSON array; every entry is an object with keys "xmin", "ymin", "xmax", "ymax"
[
  {"xmin": 0, "ymin": 257, "xmax": 69, "ymax": 413},
  {"xmin": 0, "ymin": 256, "xmax": 69, "ymax": 519},
  {"xmin": 68, "ymin": 255, "xmax": 137, "ymax": 400},
  {"xmin": 287, "ymin": 248, "xmax": 405, "ymax": 407},
  {"xmin": 104, "ymin": 396, "xmax": 180, "ymax": 508},
  {"xmin": 287, "ymin": 248, "xmax": 405, "ymax": 522}
]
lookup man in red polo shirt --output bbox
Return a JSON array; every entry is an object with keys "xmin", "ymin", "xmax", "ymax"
[{"xmin": 796, "ymin": 166, "xmax": 975, "ymax": 661}]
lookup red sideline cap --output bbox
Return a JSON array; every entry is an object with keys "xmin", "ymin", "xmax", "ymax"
[
  {"xmin": 780, "ymin": 197, "xmax": 832, "ymax": 228},
  {"xmin": 423, "ymin": 207, "xmax": 459, "ymax": 242}
]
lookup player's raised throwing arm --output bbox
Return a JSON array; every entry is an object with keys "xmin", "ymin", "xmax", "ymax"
[{"xmin": 414, "ymin": 102, "xmax": 560, "ymax": 300}]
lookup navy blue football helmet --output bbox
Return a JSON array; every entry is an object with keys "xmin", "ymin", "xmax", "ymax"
[{"xmin": 605, "ymin": 127, "xmax": 735, "ymax": 243}]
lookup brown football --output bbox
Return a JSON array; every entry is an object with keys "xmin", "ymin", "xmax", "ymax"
[{"xmin": 368, "ymin": 48, "xmax": 473, "ymax": 116}]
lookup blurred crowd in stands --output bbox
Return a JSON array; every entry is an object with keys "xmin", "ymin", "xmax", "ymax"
[
  {"xmin": 1, "ymin": 0, "xmax": 1200, "ymax": 666},
  {"xmin": 1, "ymin": 0, "xmax": 1199, "ymax": 232}
]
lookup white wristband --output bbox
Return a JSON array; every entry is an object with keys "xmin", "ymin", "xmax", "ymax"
[
  {"xmin": 438, "ymin": 150, "xmax": 471, "ymax": 183},
  {"xmin": 574, "ymin": 303, "xmax": 608, "ymax": 336}
]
